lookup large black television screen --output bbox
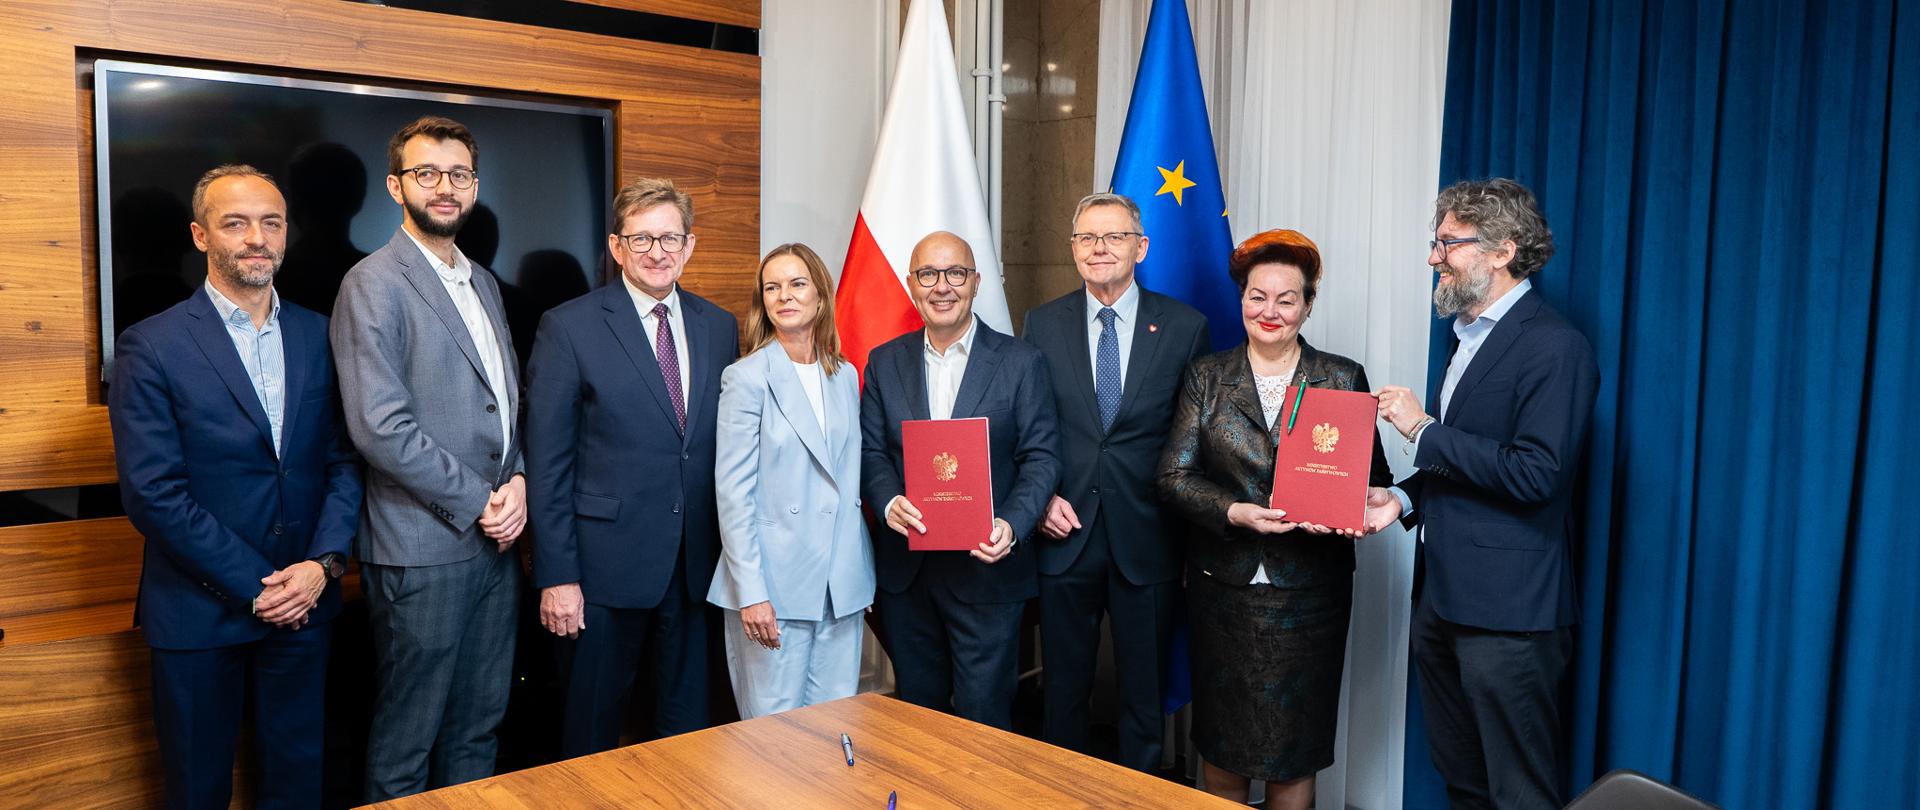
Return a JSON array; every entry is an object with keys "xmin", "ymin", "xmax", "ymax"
[{"xmin": 93, "ymin": 60, "xmax": 613, "ymax": 378}]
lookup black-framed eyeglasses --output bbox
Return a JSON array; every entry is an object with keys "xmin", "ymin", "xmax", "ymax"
[
  {"xmin": 1069, "ymin": 232, "xmax": 1142, "ymax": 250},
  {"xmin": 912, "ymin": 266, "xmax": 975, "ymax": 287},
  {"xmin": 614, "ymin": 232, "xmax": 689, "ymax": 254},
  {"xmin": 1428, "ymin": 236, "xmax": 1482, "ymax": 259},
  {"xmin": 400, "ymin": 166, "xmax": 477, "ymax": 189}
]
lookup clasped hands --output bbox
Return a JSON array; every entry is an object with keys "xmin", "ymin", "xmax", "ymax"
[
  {"xmin": 885, "ymin": 496, "xmax": 1015, "ymax": 563},
  {"xmin": 253, "ymin": 560, "xmax": 326, "ymax": 629}
]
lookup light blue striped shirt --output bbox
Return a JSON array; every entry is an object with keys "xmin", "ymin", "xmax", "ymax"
[{"xmin": 204, "ymin": 281, "xmax": 286, "ymax": 457}]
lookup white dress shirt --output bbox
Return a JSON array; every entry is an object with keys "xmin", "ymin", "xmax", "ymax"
[
  {"xmin": 922, "ymin": 318, "xmax": 978, "ymax": 421},
  {"xmin": 624, "ymin": 277, "xmax": 693, "ymax": 407},
  {"xmin": 1085, "ymin": 281, "xmax": 1141, "ymax": 386},
  {"xmin": 405, "ymin": 230, "xmax": 512, "ymax": 456}
]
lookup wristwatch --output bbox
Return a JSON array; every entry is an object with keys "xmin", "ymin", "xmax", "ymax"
[{"xmin": 310, "ymin": 553, "xmax": 347, "ymax": 580}]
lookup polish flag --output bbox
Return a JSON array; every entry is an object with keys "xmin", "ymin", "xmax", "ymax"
[{"xmin": 835, "ymin": 0, "xmax": 1010, "ymax": 379}]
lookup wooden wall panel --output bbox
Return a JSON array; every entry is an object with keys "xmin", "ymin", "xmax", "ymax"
[
  {"xmin": 0, "ymin": 407, "xmax": 115, "ymax": 490},
  {"xmin": 0, "ymin": 631, "xmax": 165, "ymax": 809},
  {"xmin": 0, "ymin": 517, "xmax": 142, "ymax": 624},
  {"xmin": 566, "ymin": 0, "xmax": 760, "ymax": 29}
]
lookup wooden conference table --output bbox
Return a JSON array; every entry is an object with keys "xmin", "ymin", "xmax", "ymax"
[{"xmin": 366, "ymin": 693, "xmax": 1239, "ymax": 808}]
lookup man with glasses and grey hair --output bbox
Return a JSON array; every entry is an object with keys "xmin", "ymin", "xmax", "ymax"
[
  {"xmin": 332, "ymin": 116, "xmax": 525, "ymax": 800},
  {"xmin": 524, "ymin": 176, "xmax": 738, "ymax": 755},
  {"xmin": 860, "ymin": 231, "xmax": 1062, "ymax": 730},
  {"xmin": 1369, "ymin": 177, "xmax": 1599, "ymax": 809},
  {"xmin": 1020, "ymin": 193, "xmax": 1208, "ymax": 771}
]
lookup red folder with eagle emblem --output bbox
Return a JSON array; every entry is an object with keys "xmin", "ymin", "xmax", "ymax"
[
  {"xmin": 902, "ymin": 417, "xmax": 995, "ymax": 551},
  {"xmin": 1268, "ymin": 387, "xmax": 1377, "ymax": 533}
]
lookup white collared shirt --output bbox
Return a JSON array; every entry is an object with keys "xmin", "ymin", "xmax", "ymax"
[
  {"xmin": 923, "ymin": 318, "xmax": 978, "ymax": 421},
  {"xmin": 404, "ymin": 229, "xmax": 512, "ymax": 457},
  {"xmin": 624, "ymin": 278, "xmax": 692, "ymax": 405},
  {"xmin": 1085, "ymin": 280, "xmax": 1141, "ymax": 388}
]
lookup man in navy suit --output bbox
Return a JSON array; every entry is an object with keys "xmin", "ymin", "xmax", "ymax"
[
  {"xmin": 860, "ymin": 231, "xmax": 1062, "ymax": 731},
  {"xmin": 1372, "ymin": 178, "xmax": 1599, "ymax": 810},
  {"xmin": 526, "ymin": 177, "xmax": 738, "ymax": 755},
  {"xmin": 110, "ymin": 165, "xmax": 362, "ymax": 810},
  {"xmin": 1021, "ymin": 193, "xmax": 1207, "ymax": 770}
]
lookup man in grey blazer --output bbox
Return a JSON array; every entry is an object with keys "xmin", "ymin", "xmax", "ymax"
[{"xmin": 331, "ymin": 116, "xmax": 527, "ymax": 801}]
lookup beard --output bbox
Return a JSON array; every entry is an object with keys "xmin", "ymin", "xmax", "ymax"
[
  {"xmin": 209, "ymin": 243, "xmax": 281, "ymax": 289},
  {"xmin": 406, "ymin": 195, "xmax": 472, "ymax": 239},
  {"xmin": 1433, "ymin": 259, "xmax": 1494, "ymax": 318}
]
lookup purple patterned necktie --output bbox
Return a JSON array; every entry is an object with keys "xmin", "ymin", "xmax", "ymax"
[{"xmin": 651, "ymin": 303, "xmax": 686, "ymax": 432}]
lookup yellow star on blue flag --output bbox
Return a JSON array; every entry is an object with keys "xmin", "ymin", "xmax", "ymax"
[
  {"xmin": 1111, "ymin": 0, "xmax": 1237, "ymax": 353},
  {"xmin": 1155, "ymin": 161, "xmax": 1198, "ymax": 205}
]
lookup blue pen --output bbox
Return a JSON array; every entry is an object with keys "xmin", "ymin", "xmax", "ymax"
[
  {"xmin": 841, "ymin": 733, "xmax": 855, "ymax": 766},
  {"xmin": 887, "ymin": 790, "xmax": 897, "ymax": 809}
]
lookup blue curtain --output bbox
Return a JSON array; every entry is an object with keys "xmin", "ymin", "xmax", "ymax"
[{"xmin": 1405, "ymin": 1, "xmax": 1920, "ymax": 807}]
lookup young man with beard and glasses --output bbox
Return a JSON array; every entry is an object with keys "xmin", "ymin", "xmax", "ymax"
[
  {"xmin": 1367, "ymin": 178, "xmax": 1599, "ymax": 810},
  {"xmin": 331, "ymin": 116, "xmax": 526, "ymax": 801},
  {"xmin": 110, "ymin": 166, "xmax": 363, "ymax": 809},
  {"xmin": 860, "ymin": 231, "xmax": 1061, "ymax": 731}
]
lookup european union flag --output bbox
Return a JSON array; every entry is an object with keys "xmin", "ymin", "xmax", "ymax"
[{"xmin": 1111, "ymin": 0, "xmax": 1239, "ymax": 351}]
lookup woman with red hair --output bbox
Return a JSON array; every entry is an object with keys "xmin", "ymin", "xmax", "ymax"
[{"xmin": 1157, "ymin": 229, "xmax": 1394, "ymax": 807}]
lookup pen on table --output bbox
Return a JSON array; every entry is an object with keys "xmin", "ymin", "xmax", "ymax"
[
  {"xmin": 841, "ymin": 732, "xmax": 855, "ymax": 766},
  {"xmin": 887, "ymin": 790, "xmax": 897, "ymax": 809}
]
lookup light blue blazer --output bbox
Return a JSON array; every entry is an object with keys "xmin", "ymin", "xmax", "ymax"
[{"xmin": 708, "ymin": 342, "xmax": 874, "ymax": 621}]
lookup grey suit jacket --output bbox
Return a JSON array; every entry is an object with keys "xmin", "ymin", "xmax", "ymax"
[
  {"xmin": 330, "ymin": 227, "xmax": 524, "ymax": 567},
  {"xmin": 708, "ymin": 343, "xmax": 875, "ymax": 621}
]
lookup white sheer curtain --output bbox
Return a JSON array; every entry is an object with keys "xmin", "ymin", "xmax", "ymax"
[{"xmin": 1096, "ymin": 3, "xmax": 1450, "ymax": 808}]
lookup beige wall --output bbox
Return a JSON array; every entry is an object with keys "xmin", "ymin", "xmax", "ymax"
[{"xmin": 1002, "ymin": 0, "xmax": 1100, "ymax": 332}]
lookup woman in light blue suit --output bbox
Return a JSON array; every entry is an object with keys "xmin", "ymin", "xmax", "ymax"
[{"xmin": 709, "ymin": 242, "xmax": 875, "ymax": 718}]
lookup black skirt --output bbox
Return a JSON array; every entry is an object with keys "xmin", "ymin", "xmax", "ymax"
[{"xmin": 1187, "ymin": 567, "xmax": 1352, "ymax": 783}]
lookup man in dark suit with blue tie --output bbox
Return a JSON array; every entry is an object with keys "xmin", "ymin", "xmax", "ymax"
[
  {"xmin": 860, "ymin": 231, "xmax": 1062, "ymax": 731},
  {"xmin": 1371, "ymin": 178, "xmax": 1600, "ymax": 810},
  {"xmin": 110, "ymin": 166, "xmax": 362, "ymax": 810},
  {"xmin": 526, "ymin": 177, "xmax": 738, "ymax": 755},
  {"xmin": 1021, "ymin": 193, "xmax": 1208, "ymax": 770}
]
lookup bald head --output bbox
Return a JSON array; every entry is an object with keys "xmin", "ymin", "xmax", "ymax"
[
  {"xmin": 908, "ymin": 230, "xmax": 976, "ymax": 270},
  {"xmin": 906, "ymin": 230, "xmax": 980, "ymax": 349}
]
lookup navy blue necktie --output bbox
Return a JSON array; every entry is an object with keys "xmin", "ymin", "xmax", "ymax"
[{"xmin": 1095, "ymin": 307, "xmax": 1122, "ymax": 432}]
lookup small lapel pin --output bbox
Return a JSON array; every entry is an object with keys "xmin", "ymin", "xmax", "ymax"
[{"xmin": 1148, "ymin": 323, "xmax": 1159, "ymax": 333}]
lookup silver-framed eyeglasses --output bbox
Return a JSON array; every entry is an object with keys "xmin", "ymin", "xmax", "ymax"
[
  {"xmin": 400, "ymin": 166, "xmax": 477, "ymax": 189},
  {"xmin": 614, "ymin": 232, "xmax": 689, "ymax": 253},
  {"xmin": 912, "ymin": 265, "xmax": 975, "ymax": 287},
  {"xmin": 1428, "ymin": 236, "xmax": 1482, "ymax": 260},
  {"xmin": 1069, "ymin": 231, "xmax": 1142, "ymax": 250}
]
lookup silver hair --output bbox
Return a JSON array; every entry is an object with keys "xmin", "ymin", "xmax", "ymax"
[
  {"xmin": 1070, "ymin": 192, "xmax": 1144, "ymax": 232},
  {"xmin": 1433, "ymin": 178, "xmax": 1555, "ymax": 279}
]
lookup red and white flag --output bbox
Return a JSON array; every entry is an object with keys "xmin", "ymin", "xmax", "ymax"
[{"xmin": 835, "ymin": 0, "xmax": 1010, "ymax": 379}]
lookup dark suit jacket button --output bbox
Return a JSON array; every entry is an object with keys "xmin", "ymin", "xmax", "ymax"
[
  {"xmin": 272, "ymin": 523, "xmax": 284, "ymax": 535},
  {"xmin": 1091, "ymin": 487, "xmax": 1100, "ymax": 495},
  {"xmin": 681, "ymin": 452, "xmax": 690, "ymax": 461},
  {"xmin": 486, "ymin": 403, "xmax": 497, "ymax": 413},
  {"xmin": 489, "ymin": 451, "xmax": 501, "ymax": 461}
]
